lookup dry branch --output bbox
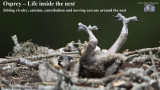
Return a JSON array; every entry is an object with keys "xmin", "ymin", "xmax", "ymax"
[
  {"xmin": 124, "ymin": 47, "xmax": 160, "ymax": 56},
  {"xmin": 124, "ymin": 71, "xmax": 156, "ymax": 83},
  {"xmin": 19, "ymin": 57, "xmax": 42, "ymax": 68},
  {"xmin": 129, "ymin": 55, "xmax": 151, "ymax": 64},
  {"xmin": 2, "ymin": 77, "xmax": 12, "ymax": 88},
  {"xmin": 0, "ymin": 58, "xmax": 19, "ymax": 64},
  {"xmin": 38, "ymin": 85, "xmax": 104, "ymax": 90},
  {"xmin": 149, "ymin": 51, "xmax": 160, "ymax": 89}
]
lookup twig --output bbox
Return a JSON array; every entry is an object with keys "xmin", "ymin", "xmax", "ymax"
[
  {"xmin": 54, "ymin": 75, "xmax": 63, "ymax": 90},
  {"xmin": 19, "ymin": 57, "xmax": 42, "ymax": 68},
  {"xmin": 25, "ymin": 54, "xmax": 61, "ymax": 60},
  {"xmin": 25, "ymin": 53, "xmax": 80, "ymax": 60},
  {"xmin": 0, "ymin": 58, "xmax": 19, "ymax": 64},
  {"xmin": 72, "ymin": 75, "xmax": 118, "ymax": 87},
  {"xmin": 126, "ymin": 54, "xmax": 139, "ymax": 61},
  {"xmin": 75, "ymin": 78, "xmax": 104, "ymax": 86},
  {"xmin": 149, "ymin": 51, "xmax": 160, "ymax": 89},
  {"xmin": 62, "ymin": 51, "xmax": 79, "ymax": 54},
  {"xmin": 2, "ymin": 65, "xmax": 12, "ymax": 70},
  {"xmin": 132, "ymin": 82, "xmax": 150, "ymax": 90},
  {"xmin": 5, "ymin": 67, "xmax": 28, "ymax": 76},
  {"xmin": 11, "ymin": 35, "xmax": 22, "ymax": 53},
  {"xmin": 2, "ymin": 77, "xmax": 12, "ymax": 88},
  {"xmin": 144, "ymin": 66, "xmax": 154, "ymax": 75},
  {"xmin": 11, "ymin": 35, "xmax": 19, "ymax": 45},
  {"xmin": 124, "ymin": 71, "xmax": 156, "ymax": 84},
  {"xmin": 124, "ymin": 47, "xmax": 160, "ymax": 56},
  {"xmin": 129, "ymin": 55, "xmax": 150, "ymax": 64},
  {"xmin": 39, "ymin": 85, "xmax": 104, "ymax": 90}
]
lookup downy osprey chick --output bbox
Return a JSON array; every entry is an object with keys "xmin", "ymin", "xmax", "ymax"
[{"xmin": 39, "ymin": 13, "xmax": 141, "ymax": 81}]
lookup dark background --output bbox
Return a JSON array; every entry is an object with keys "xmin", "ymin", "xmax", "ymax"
[{"xmin": 1, "ymin": 0, "xmax": 160, "ymax": 57}]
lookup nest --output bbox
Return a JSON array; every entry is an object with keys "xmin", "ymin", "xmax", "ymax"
[{"xmin": 0, "ymin": 35, "xmax": 160, "ymax": 90}]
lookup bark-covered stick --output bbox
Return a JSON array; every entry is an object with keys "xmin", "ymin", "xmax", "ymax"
[{"xmin": 124, "ymin": 47, "xmax": 160, "ymax": 56}]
